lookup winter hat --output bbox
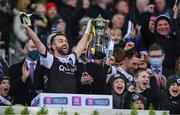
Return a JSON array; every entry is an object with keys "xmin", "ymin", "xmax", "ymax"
[
  {"xmin": 166, "ymin": 74, "xmax": 180, "ymax": 90},
  {"xmin": 51, "ymin": 26, "xmax": 61, "ymax": 33},
  {"xmin": 130, "ymin": 93, "xmax": 147, "ymax": 107},
  {"xmin": 155, "ymin": 14, "xmax": 171, "ymax": 27},
  {"xmin": 46, "ymin": 2, "xmax": 57, "ymax": 10},
  {"xmin": 108, "ymin": 73, "xmax": 127, "ymax": 88},
  {"xmin": 0, "ymin": 75, "xmax": 9, "ymax": 84}
]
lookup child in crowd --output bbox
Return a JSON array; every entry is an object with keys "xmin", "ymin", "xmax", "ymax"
[
  {"xmin": 125, "ymin": 69, "xmax": 159, "ymax": 109},
  {"xmin": 0, "ymin": 75, "xmax": 11, "ymax": 106},
  {"xmin": 159, "ymin": 75, "xmax": 180, "ymax": 114},
  {"xmin": 110, "ymin": 29, "xmax": 125, "ymax": 50},
  {"xmin": 108, "ymin": 73, "xmax": 128, "ymax": 109},
  {"xmin": 130, "ymin": 93, "xmax": 147, "ymax": 110},
  {"xmin": 34, "ymin": 3, "xmax": 48, "ymax": 30}
]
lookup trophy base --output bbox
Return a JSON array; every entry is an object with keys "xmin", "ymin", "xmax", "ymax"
[
  {"xmin": 94, "ymin": 52, "xmax": 106, "ymax": 59},
  {"xmin": 94, "ymin": 44, "xmax": 106, "ymax": 59}
]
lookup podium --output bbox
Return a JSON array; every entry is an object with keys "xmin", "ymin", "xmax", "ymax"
[{"xmin": 31, "ymin": 93, "xmax": 112, "ymax": 109}]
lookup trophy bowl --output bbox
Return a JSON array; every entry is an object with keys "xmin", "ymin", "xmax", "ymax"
[{"xmin": 92, "ymin": 15, "xmax": 109, "ymax": 59}]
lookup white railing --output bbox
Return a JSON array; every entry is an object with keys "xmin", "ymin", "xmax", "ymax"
[{"xmin": 0, "ymin": 106, "xmax": 169, "ymax": 115}]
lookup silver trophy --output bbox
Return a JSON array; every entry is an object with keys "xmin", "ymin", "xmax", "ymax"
[{"xmin": 92, "ymin": 15, "xmax": 109, "ymax": 59}]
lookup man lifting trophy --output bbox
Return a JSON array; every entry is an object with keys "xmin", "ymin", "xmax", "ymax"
[{"xmin": 85, "ymin": 15, "xmax": 112, "ymax": 60}]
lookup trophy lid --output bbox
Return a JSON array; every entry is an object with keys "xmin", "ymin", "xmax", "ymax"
[{"xmin": 93, "ymin": 15, "xmax": 109, "ymax": 35}]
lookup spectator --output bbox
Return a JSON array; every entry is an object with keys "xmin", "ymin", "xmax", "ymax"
[
  {"xmin": 46, "ymin": 2, "xmax": 59, "ymax": 21},
  {"xmin": 148, "ymin": 43, "xmax": 167, "ymax": 89},
  {"xmin": 108, "ymin": 73, "xmax": 128, "ymax": 109},
  {"xmin": 159, "ymin": 75, "xmax": 180, "ymax": 114},
  {"xmin": 141, "ymin": 9, "xmax": 179, "ymax": 72},
  {"xmin": 154, "ymin": 0, "xmax": 172, "ymax": 18},
  {"xmin": 111, "ymin": 48, "xmax": 126, "ymax": 68},
  {"xmin": 85, "ymin": 0, "xmax": 113, "ymax": 20},
  {"xmin": 114, "ymin": 0, "xmax": 130, "ymax": 35},
  {"xmin": 0, "ymin": 75, "xmax": 11, "ymax": 106},
  {"xmin": 58, "ymin": 0, "xmax": 90, "ymax": 47},
  {"xmin": 111, "ymin": 14, "xmax": 126, "ymax": 36},
  {"xmin": 111, "ymin": 14, "xmax": 125, "ymax": 30},
  {"xmin": 13, "ymin": 0, "xmax": 30, "ymax": 50},
  {"xmin": 123, "ymin": 24, "xmax": 143, "ymax": 51},
  {"xmin": 130, "ymin": 93, "xmax": 147, "ymax": 110},
  {"xmin": 32, "ymin": 3, "xmax": 49, "ymax": 45},
  {"xmin": 51, "ymin": 17, "xmax": 67, "ymax": 34},
  {"xmin": 115, "ymin": 0, "xmax": 129, "ymax": 15},
  {"xmin": 0, "ymin": 0, "xmax": 12, "ymax": 55},
  {"xmin": 125, "ymin": 68, "xmax": 159, "ymax": 109},
  {"xmin": 46, "ymin": 1, "xmax": 60, "ymax": 32},
  {"xmin": 9, "ymin": 40, "xmax": 46, "ymax": 105},
  {"xmin": 109, "ymin": 28, "xmax": 125, "ymax": 50},
  {"xmin": 136, "ymin": 0, "xmax": 149, "ymax": 14},
  {"xmin": 76, "ymin": 16, "xmax": 90, "ymax": 43}
]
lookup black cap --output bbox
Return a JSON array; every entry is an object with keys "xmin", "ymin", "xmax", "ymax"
[
  {"xmin": 130, "ymin": 93, "xmax": 147, "ymax": 106},
  {"xmin": 108, "ymin": 73, "xmax": 127, "ymax": 88},
  {"xmin": 0, "ymin": 75, "xmax": 9, "ymax": 83},
  {"xmin": 166, "ymin": 74, "xmax": 180, "ymax": 90},
  {"xmin": 155, "ymin": 14, "xmax": 171, "ymax": 27}
]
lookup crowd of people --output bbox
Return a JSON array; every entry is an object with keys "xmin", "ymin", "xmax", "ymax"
[{"xmin": 0, "ymin": 0, "xmax": 180, "ymax": 114}]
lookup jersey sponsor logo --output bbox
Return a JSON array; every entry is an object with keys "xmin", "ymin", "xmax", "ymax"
[
  {"xmin": 58, "ymin": 63, "xmax": 77, "ymax": 73},
  {"xmin": 57, "ymin": 55, "xmax": 77, "ymax": 74}
]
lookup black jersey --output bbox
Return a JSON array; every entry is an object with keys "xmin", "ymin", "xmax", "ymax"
[{"xmin": 40, "ymin": 52, "xmax": 77, "ymax": 93}]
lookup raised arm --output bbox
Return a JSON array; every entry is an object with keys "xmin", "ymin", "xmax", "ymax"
[
  {"xmin": 20, "ymin": 13, "xmax": 46, "ymax": 55},
  {"xmin": 74, "ymin": 19, "xmax": 92, "ymax": 58},
  {"xmin": 172, "ymin": 4, "xmax": 180, "ymax": 36}
]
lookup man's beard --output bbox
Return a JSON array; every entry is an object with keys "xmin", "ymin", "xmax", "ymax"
[
  {"xmin": 57, "ymin": 47, "xmax": 68, "ymax": 55},
  {"xmin": 127, "ymin": 66, "xmax": 134, "ymax": 74}
]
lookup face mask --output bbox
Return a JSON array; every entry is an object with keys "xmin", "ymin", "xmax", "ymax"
[
  {"xmin": 149, "ymin": 58, "xmax": 163, "ymax": 68},
  {"xmin": 27, "ymin": 50, "xmax": 40, "ymax": 61}
]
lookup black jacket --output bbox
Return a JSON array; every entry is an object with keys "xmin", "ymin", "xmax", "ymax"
[
  {"xmin": 111, "ymin": 90, "xmax": 128, "ymax": 109},
  {"xmin": 9, "ymin": 60, "xmax": 46, "ymax": 105},
  {"xmin": 124, "ymin": 76, "xmax": 159, "ymax": 109},
  {"xmin": 76, "ymin": 62, "xmax": 109, "ymax": 94},
  {"xmin": 159, "ymin": 90, "xmax": 180, "ymax": 114},
  {"xmin": 141, "ymin": 12, "xmax": 179, "ymax": 71}
]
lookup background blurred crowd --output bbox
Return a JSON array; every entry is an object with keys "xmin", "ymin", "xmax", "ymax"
[{"xmin": 0, "ymin": 0, "xmax": 180, "ymax": 114}]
